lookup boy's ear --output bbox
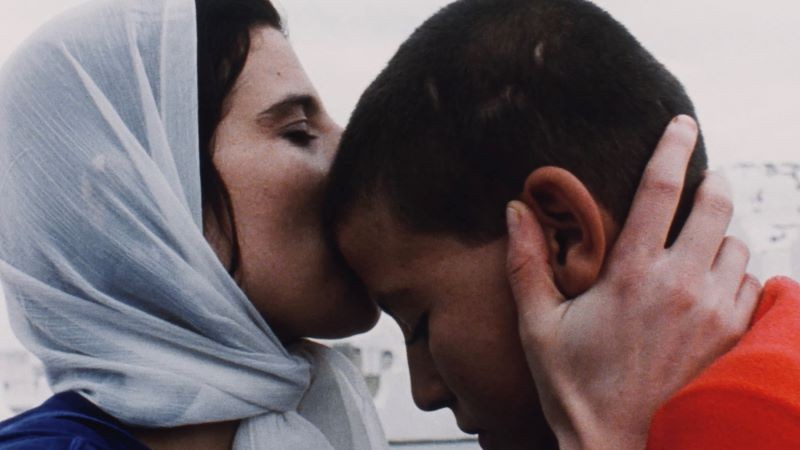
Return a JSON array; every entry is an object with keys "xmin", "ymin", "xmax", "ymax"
[{"xmin": 519, "ymin": 167, "xmax": 609, "ymax": 298}]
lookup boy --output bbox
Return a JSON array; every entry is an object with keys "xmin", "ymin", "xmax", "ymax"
[{"xmin": 326, "ymin": 0, "xmax": 800, "ymax": 448}]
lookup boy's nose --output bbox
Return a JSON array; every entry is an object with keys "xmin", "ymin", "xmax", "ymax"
[{"xmin": 406, "ymin": 343, "xmax": 454, "ymax": 412}]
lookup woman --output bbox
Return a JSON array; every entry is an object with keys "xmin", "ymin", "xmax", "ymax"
[
  {"xmin": 0, "ymin": 0, "xmax": 383, "ymax": 448},
  {"xmin": 0, "ymin": 0, "xmax": 753, "ymax": 449}
]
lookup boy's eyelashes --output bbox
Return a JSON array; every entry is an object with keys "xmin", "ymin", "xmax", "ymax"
[
  {"xmin": 403, "ymin": 313, "xmax": 430, "ymax": 346},
  {"xmin": 372, "ymin": 290, "xmax": 429, "ymax": 345},
  {"xmin": 384, "ymin": 307, "xmax": 429, "ymax": 346}
]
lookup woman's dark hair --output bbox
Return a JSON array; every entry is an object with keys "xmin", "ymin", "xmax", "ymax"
[{"xmin": 195, "ymin": 0, "xmax": 282, "ymax": 274}]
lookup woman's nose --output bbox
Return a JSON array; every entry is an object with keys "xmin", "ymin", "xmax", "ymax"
[
  {"xmin": 406, "ymin": 343, "xmax": 454, "ymax": 412},
  {"xmin": 325, "ymin": 121, "xmax": 344, "ymax": 161}
]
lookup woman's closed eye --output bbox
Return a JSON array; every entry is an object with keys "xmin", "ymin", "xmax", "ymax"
[{"xmin": 282, "ymin": 120, "xmax": 318, "ymax": 148}]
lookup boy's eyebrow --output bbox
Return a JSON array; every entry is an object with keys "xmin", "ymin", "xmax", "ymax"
[{"xmin": 257, "ymin": 94, "xmax": 318, "ymax": 122}]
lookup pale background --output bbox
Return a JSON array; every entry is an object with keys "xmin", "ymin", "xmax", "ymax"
[
  {"xmin": 0, "ymin": 0, "xmax": 798, "ymax": 446},
  {"xmin": 0, "ymin": 0, "xmax": 798, "ymax": 165}
]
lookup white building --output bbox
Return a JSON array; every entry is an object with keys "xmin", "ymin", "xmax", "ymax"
[
  {"xmin": 0, "ymin": 387, "xmax": 11, "ymax": 422},
  {"xmin": 723, "ymin": 162, "xmax": 800, "ymax": 281},
  {"xmin": 794, "ymin": 238, "xmax": 800, "ymax": 278},
  {"xmin": 0, "ymin": 350, "xmax": 48, "ymax": 417}
]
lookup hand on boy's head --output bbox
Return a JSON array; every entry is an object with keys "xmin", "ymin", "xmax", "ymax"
[{"xmin": 506, "ymin": 115, "xmax": 761, "ymax": 450}]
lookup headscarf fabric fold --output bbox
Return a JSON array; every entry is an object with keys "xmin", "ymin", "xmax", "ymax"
[{"xmin": 0, "ymin": 0, "xmax": 386, "ymax": 448}]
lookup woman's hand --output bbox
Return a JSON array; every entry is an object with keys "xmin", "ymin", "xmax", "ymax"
[{"xmin": 505, "ymin": 116, "xmax": 760, "ymax": 450}]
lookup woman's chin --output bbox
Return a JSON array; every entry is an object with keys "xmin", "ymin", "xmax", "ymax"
[{"xmin": 305, "ymin": 296, "xmax": 381, "ymax": 340}]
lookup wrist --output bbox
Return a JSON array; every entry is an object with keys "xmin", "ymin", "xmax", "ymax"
[
  {"xmin": 552, "ymin": 421, "xmax": 647, "ymax": 450},
  {"xmin": 544, "ymin": 392, "xmax": 648, "ymax": 450}
]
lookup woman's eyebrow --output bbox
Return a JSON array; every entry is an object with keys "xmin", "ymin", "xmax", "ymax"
[{"xmin": 257, "ymin": 94, "xmax": 318, "ymax": 122}]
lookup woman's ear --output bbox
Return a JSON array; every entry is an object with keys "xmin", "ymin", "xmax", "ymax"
[{"xmin": 519, "ymin": 167, "xmax": 608, "ymax": 298}]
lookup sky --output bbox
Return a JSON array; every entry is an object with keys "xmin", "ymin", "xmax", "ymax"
[
  {"xmin": 0, "ymin": 0, "xmax": 798, "ymax": 349},
  {"xmin": 1, "ymin": 0, "xmax": 798, "ymax": 165},
  {"xmin": 285, "ymin": 0, "xmax": 800, "ymax": 166}
]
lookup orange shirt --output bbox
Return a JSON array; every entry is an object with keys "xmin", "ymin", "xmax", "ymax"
[{"xmin": 648, "ymin": 277, "xmax": 800, "ymax": 450}]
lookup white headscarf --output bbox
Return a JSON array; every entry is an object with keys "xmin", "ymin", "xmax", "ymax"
[{"xmin": 0, "ymin": 0, "xmax": 387, "ymax": 448}]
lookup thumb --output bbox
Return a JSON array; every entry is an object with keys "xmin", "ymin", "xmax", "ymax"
[{"xmin": 506, "ymin": 201, "xmax": 564, "ymax": 320}]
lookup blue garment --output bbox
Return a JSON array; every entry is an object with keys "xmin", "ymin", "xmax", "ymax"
[{"xmin": 0, "ymin": 392, "xmax": 148, "ymax": 449}]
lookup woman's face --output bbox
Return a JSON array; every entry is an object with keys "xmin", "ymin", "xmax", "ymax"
[{"xmin": 205, "ymin": 27, "xmax": 379, "ymax": 341}]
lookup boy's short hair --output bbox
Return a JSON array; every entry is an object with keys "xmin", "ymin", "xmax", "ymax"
[{"xmin": 325, "ymin": 0, "xmax": 707, "ymax": 243}]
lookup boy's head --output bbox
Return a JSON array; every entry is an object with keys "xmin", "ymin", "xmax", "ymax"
[{"xmin": 326, "ymin": 0, "xmax": 707, "ymax": 448}]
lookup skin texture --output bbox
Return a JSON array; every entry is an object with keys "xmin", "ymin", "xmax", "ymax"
[
  {"xmin": 338, "ymin": 202, "xmax": 553, "ymax": 450},
  {"xmin": 204, "ymin": 27, "xmax": 378, "ymax": 342},
  {"xmin": 506, "ymin": 117, "xmax": 761, "ymax": 449},
  {"xmin": 337, "ymin": 118, "xmax": 758, "ymax": 450},
  {"xmin": 136, "ymin": 27, "xmax": 379, "ymax": 450}
]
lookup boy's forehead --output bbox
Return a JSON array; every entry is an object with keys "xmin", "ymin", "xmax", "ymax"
[
  {"xmin": 335, "ymin": 200, "xmax": 412, "ymax": 286},
  {"xmin": 338, "ymin": 200, "xmax": 432, "ymax": 263},
  {"xmin": 335, "ymin": 200, "xmax": 484, "ymax": 295}
]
